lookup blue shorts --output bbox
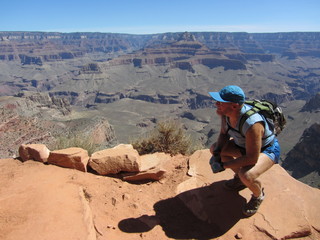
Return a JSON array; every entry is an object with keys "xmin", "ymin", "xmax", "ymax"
[
  {"xmin": 236, "ymin": 138, "xmax": 281, "ymax": 164},
  {"xmin": 262, "ymin": 138, "xmax": 281, "ymax": 163}
]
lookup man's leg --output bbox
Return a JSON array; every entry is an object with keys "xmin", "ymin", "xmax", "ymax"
[
  {"xmin": 238, "ymin": 153, "xmax": 274, "ymax": 197},
  {"xmin": 239, "ymin": 153, "xmax": 274, "ymax": 216},
  {"xmin": 220, "ymin": 140, "xmax": 247, "ymax": 190}
]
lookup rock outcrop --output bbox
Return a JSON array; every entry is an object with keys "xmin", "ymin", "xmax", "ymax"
[
  {"xmin": 0, "ymin": 159, "xmax": 97, "ymax": 240},
  {"xmin": 18, "ymin": 143, "xmax": 170, "ymax": 182},
  {"xmin": 301, "ymin": 93, "xmax": 320, "ymax": 112},
  {"xmin": 1, "ymin": 147, "xmax": 320, "ymax": 240},
  {"xmin": 89, "ymin": 144, "xmax": 141, "ymax": 175},
  {"xmin": 282, "ymin": 123, "xmax": 320, "ymax": 187},
  {"xmin": 18, "ymin": 144, "xmax": 50, "ymax": 162},
  {"xmin": 48, "ymin": 147, "xmax": 89, "ymax": 172},
  {"xmin": 122, "ymin": 152, "xmax": 171, "ymax": 182},
  {"xmin": 1, "ymin": 31, "xmax": 320, "ymax": 194},
  {"xmin": 0, "ymin": 98, "xmax": 116, "ymax": 158},
  {"xmin": 15, "ymin": 91, "xmax": 71, "ymax": 115},
  {"xmin": 0, "ymin": 99, "xmax": 62, "ymax": 158}
]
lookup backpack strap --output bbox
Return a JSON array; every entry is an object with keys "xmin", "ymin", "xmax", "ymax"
[
  {"xmin": 226, "ymin": 104, "xmax": 275, "ymax": 139},
  {"xmin": 240, "ymin": 107, "xmax": 276, "ymax": 140},
  {"xmin": 225, "ymin": 121, "xmax": 235, "ymax": 135},
  {"xmin": 238, "ymin": 107, "xmax": 261, "ymax": 137}
]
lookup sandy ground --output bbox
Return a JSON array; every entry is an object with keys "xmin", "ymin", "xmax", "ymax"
[
  {"xmin": 0, "ymin": 155, "xmax": 193, "ymax": 240},
  {"xmin": 1, "ymin": 151, "xmax": 320, "ymax": 240}
]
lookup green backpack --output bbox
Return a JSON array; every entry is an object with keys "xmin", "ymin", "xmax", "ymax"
[{"xmin": 238, "ymin": 99, "xmax": 287, "ymax": 136}]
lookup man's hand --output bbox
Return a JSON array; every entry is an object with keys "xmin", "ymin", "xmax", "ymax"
[{"xmin": 209, "ymin": 155, "xmax": 225, "ymax": 173}]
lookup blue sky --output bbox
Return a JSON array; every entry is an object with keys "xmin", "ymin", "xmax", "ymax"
[{"xmin": 1, "ymin": 0, "xmax": 319, "ymax": 34}]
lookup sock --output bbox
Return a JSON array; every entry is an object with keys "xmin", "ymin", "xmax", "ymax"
[{"xmin": 253, "ymin": 188, "xmax": 264, "ymax": 200}]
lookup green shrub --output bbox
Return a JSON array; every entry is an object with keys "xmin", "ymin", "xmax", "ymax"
[
  {"xmin": 51, "ymin": 133, "xmax": 97, "ymax": 156},
  {"xmin": 132, "ymin": 119, "xmax": 196, "ymax": 155}
]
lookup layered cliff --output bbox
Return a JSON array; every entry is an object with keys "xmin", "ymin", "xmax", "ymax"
[
  {"xmin": 301, "ymin": 92, "xmax": 320, "ymax": 112},
  {"xmin": 0, "ymin": 94, "xmax": 117, "ymax": 158},
  {"xmin": 1, "ymin": 31, "xmax": 320, "ymax": 184},
  {"xmin": 1, "ymin": 31, "xmax": 319, "ymax": 64},
  {"xmin": 1, "ymin": 31, "xmax": 319, "ymax": 100},
  {"xmin": 282, "ymin": 123, "xmax": 320, "ymax": 187}
]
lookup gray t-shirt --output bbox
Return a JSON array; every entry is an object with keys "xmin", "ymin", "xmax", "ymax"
[{"xmin": 226, "ymin": 104, "xmax": 275, "ymax": 148}]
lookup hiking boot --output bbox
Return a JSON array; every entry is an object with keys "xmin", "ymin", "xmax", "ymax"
[
  {"xmin": 223, "ymin": 175, "xmax": 247, "ymax": 191},
  {"xmin": 242, "ymin": 188, "xmax": 265, "ymax": 217}
]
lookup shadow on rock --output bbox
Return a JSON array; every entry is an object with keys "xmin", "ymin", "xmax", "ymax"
[{"xmin": 118, "ymin": 180, "xmax": 247, "ymax": 239}]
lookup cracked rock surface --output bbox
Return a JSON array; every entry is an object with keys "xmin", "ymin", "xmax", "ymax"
[{"xmin": 1, "ymin": 149, "xmax": 320, "ymax": 240}]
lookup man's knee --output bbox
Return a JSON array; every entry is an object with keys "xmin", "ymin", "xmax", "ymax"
[{"xmin": 239, "ymin": 166, "xmax": 256, "ymax": 183}]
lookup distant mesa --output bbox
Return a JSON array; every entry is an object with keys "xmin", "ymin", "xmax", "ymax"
[{"xmin": 107, "ymin": 32, "xmax": 248, "ymax": 71}]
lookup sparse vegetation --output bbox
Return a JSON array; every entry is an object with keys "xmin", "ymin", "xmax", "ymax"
[
  {"xmin": 51, "ymin": 132, "xmax": 97, "ymax": 156},
  {"xmin": 131, "ymin": 119, "xmax": 199, "ymax": 155}
]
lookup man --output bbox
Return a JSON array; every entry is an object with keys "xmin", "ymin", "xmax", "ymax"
[{"xmin": 208, "ymin": 85, "xmax": 280, "ymax": 216}]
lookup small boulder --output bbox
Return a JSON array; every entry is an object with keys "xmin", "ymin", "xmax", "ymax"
[
  {"xmin": 19, "ymin": 144, "xmax": 50, "ymax": 162},
  {"xmin": 123, "ymin": 167, "xmax": 166, "ymax": 182},
  {"xmin": 89, "ymin": 144, "xmax": 140, "ymax": 175},
  {"xmin": 47, "ymin": 147, "xmax": 89, "ymax": 172},
  {"xmin": 121, "ymin": 152, "xmax": 171, "ymax": 182},
  {"xmin": 139, "ymin": 152, "xmax": 171, "ymax": 171}
]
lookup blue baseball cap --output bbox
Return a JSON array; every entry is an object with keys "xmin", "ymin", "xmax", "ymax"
[{"xmin": 209, "ymin": 85, "xmax": 245, "ymax": 104}]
